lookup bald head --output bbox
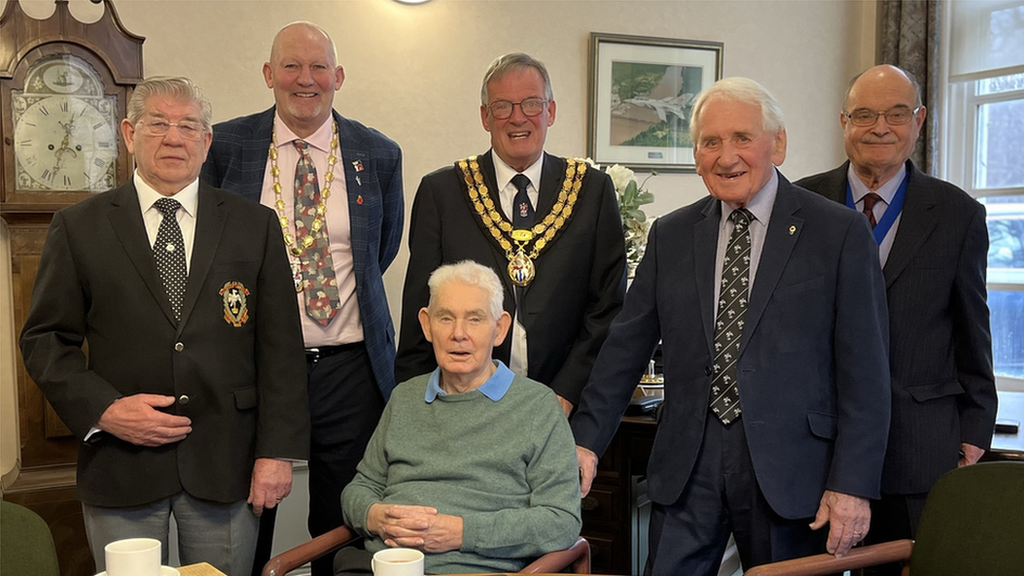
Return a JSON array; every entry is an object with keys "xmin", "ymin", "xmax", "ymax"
[
  {"xmin": 270, "ymin": 22, "xmax": 338, "ymax": 67},
  {"xmin": 844, "ymin": 65, "xmax": 921, "ymax": 111},
  {"xmin": 263, "ymin": 21, "xmax": 344, "ymax": 138}
]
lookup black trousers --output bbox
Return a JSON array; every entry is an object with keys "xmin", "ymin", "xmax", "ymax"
[
  {"xmin": 646, "ymin": 414, "xmax": 829, "ymax": 576},
  {"xmin": 861, "ymin": 491, "xmax": 928, "ymax": 576},
  {"xmin": 251, "ymin": 344, "xmax": 385, "ymax": 576}
]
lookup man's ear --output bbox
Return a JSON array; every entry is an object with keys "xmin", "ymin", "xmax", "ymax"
[
  {"xmin": 418, "ymin": 307, "xmax": 433, "ymax": 343},
  {"xmin": 493, "ymin": 311, "xmax": 512, "ymax": 347}
]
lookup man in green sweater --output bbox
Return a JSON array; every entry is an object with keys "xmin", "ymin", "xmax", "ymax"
[{"xmin": 341, "ymin": 261, "xmax": 582, "ymax": 575}]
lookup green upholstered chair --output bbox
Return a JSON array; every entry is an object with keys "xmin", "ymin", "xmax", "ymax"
[
  {"xmin": 742, "ymin": 461, "xmax": 1024, "ymax": 576},
  {"xmin": 1, "ymin": 499, "xmax": 61, "ymax": 576}
]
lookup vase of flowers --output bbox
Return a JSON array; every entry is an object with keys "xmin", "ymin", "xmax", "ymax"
[{"xmin": 591, "ymin": 162, "xmax": 656, "ymax": 278}]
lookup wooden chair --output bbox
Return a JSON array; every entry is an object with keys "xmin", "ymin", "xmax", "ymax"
[
  {"xmin": 261, "ymin": 526, "xmax": 590, "ymax": 576},
  {"xmin": 742, "ymin": 461, "xmax": 1024, "ymax": 576},
  {"xmin": 0, "ymin": 500, "xmax": 61, "ymax": 576}
]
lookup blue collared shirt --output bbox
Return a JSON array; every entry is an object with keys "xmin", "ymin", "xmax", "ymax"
[{"xmin": 425, "ymin": 360, "xmax": 515, "ymax": 402}]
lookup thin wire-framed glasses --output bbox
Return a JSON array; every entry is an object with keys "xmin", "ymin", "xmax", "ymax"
[
  {"xmin": 487, "ymin": 97, "xmax": 548, "ymax": 120},
  {"xmin": 137, "ymin": 119, "xmax": 206, "ymax": 140},
  {"xmin": 844, "ymin": 106, "xmax": 921, "ymax": 127}
]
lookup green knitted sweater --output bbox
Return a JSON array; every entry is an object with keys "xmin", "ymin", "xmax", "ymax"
[{"xmin": 342, "ymin": 372, "xmax": 582, "ymax": 574}]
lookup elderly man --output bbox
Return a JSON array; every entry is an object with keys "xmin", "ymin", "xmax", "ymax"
[
  {"xmin": 19, "ymin": 77, "xmax": 308, "ymax": 575},
  {"xmin": 341, "ymin": 260, "xmax": 581, "ymax": 575},
  {"xmin": 796, "ymin": 65, "xmax": 996, "ymax": 571},
  {"xmin": 571, "ymin": 77, "xmax": 892, "ymax": 575},
  {"xmin": 201, "ymin": 22, "xmax": 403, "ymax": 574},
  {"xmin": 396, "ymin": 52, "xmax": 625, "ymax": 418}
]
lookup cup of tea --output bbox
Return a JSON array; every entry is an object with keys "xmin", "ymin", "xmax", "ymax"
[
  {"xmin": 104, "ymin": 538, "xmax": 161, "ymax": 576},
  {"xmin": 371, "ymin": 547, "xmax": 424, "ymax": 576}
]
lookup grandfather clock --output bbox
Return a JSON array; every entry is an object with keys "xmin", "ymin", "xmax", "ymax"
[{"xmin": 0, "ymin": 1, "xmax": 143, "ymax": 574}]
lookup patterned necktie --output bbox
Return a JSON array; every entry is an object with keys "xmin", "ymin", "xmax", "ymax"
[
  {"xmin": 153, "ymin": 197, "xmax": 188, "ymax": 322},
  {"xmin": 293, "ymin": 140, "xmax": 340, "ymax": 327},
  {"xmin": 862, "ymin": 192, "xmax": 882, "ymax": 228},
  {"xmin": 511, "ymin": 174, "xmax": 534, "ymax": 324},
  {"xmin": 710, "ymin": 208, "xmax": 753, "ymax": 424}
]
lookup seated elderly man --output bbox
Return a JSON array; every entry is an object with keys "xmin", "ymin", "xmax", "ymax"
[{"xmin": 340, "ymin": 260, "xmax": 581, "ymax": 574}]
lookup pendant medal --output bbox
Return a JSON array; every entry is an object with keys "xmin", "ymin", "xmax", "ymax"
[{"xmin": 508, "ymin": 249, "xmax": 535, "ymax": 286}]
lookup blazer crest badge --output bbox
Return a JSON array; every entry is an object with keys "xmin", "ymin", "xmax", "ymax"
[{"xmin": 219, "ymin": 281, "xmax": 250, "ymax": 327}]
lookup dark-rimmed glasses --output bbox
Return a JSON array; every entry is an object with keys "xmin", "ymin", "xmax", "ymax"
[
  {"xmin": 137, "ymin": 119, "xmax": 206, "ymax": 140},
  {"xmin": 487, "ymin": 97, "xmax": 548, "ymax": 120},
  {"xmin": 844, "ymin": 106, "xmax": 921, "ymax": 127}
]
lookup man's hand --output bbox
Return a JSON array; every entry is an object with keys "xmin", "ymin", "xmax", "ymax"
[
  {"xmin": 95, "ymin": 394, "xmax": 192, "ymax": 447},
  {"xmin": 555, "ymin": 395, "xmax": 574, "ymax": 418},
  {"xmin": 959, "ymin": 442, "xmax": 985, "ymax": 467},
  {"xmin": 367, "ymin": 504, "xmax": 462, "ymax": 553},
  {"xmin": 576, "ymin": 445, "xmax": 598, "ymax": 498},
  {"xmin": 248, "ymin": 458, "xmax": 293, "ymax": 516},
  {"xmin": 809, "ymin": 490, "xmax": 871, "ymax": 557}
]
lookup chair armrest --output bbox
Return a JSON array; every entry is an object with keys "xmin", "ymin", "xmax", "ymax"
[
  {"xmin": 742, "ymin": 539, "xmax": 913, "ymax": 576},
  {"xmin": 519, "ymin": 537, "xmax": 590, "ymax": 574},
  {"xmin": 261, "ymin": 525, "xmax": 360, "ymax": 576}
]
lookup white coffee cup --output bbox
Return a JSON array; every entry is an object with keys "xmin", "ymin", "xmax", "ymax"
[
  {"xmin": 371, "ymin": 547, "xmax": 424, "ymax": 576},
  {"xmin": 104, "ymin": 538, "xmax": 161, "ymax": 576}
]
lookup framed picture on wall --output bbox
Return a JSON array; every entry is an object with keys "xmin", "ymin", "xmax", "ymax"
[{"xmin": 588, "ymin": 32, "xmax": 723, "ymax": 172}]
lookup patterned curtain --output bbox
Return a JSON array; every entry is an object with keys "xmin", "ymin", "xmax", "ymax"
[{"xmin": 879, "ymin": 0, "xmax": 941, "ymax": 175}]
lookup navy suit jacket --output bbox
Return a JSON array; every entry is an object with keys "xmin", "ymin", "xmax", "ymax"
[
  {"xmin": 797, "ymin": 161, "xmax": 996, "ymax": 494},
  {"xmin": 20, "ymin": 182, "xmax": 310, "ymax": 507},
  {"xmin": 201, "ymin": 107, "xmax": 404, "ymax": 398},
  {"xmin": 395, "ymin": 151, "xmax": 626, "ymax": 404},
  {"xmin": 572, "ymin": 173, "xmax": 891, "ymax": 519}
]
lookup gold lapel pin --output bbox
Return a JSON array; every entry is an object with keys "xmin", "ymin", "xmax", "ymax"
[{"xmin": 789, "ymin": 225, "xmax": 797, "ymax": 235}]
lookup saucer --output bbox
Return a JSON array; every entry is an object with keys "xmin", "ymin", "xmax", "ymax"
[{"xmin": 95, "ymin": 567, "xmax": 180, "ymax": 576}]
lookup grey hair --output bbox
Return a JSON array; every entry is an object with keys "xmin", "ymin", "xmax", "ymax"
[
  {"xmin": 270, "ymin": 21, "xmax": 338, "ymax": 67},
  {"xmin": 427, "ymin": 260, "xmax": 504, "ymax": 320},
  {"xmin": 480, "ymin": 52, "xmax": 554, "ymax": 105},
  {"xmin": 126, "ymin": 76, "xmax": 212, "ymax": 130},
  {"xmin": 689, "ymin": 77, "xmax": 785, "ymax": 145},
  {"xmin": 842, "ymin": 65, "xmax": 922, "ymax": 111}
]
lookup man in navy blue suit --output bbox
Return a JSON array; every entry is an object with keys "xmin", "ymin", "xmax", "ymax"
[
  {"xmin": 572, "ymin": 78, "xmax": 891, "ymax": 576},
  {"xmin": 201, "ymin": 22, "xmax": 403, "ymax": 576}
]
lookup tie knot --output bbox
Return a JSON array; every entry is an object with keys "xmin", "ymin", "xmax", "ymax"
[
  {"xmin": 293, "ymin": 140, "xmax": 309, "ymax": 152},
  {"xmin": 511, "ymin": 174, "xmax": 531, "ymax": 193},
  {"xmin": 862, "ymin": 192, "xmax": 882, "ymax": 211},
  {"xmin": 154, "ymin": 197, "xmax": 182, "ymax": 216},
  {"xmin": 730, "ymin": 208, "xmax": 752, "ymax": 228}
]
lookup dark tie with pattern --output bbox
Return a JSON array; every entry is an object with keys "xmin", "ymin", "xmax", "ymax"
[
  {"xmin": 710, "ymin": 208, "xmax": 753, "ymax": 424},
  {"xmin": 511, "ymin": 174, "xmax": 534, "ymax": 324},
  {"xmin": 293, "ymin": 140, "xmax": 340, "ymax": 327},
  {"xmin": 153, "ymin": 197, "xmax": 188, "ymax": 322},
  {"xmin": 862, "ymin": 192, "xmax": 882, "ymax": 228}
]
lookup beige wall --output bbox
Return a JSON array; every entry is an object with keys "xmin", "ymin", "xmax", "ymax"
[{"xmin": 0, "ymin": 0, "xmax": 878, "ymax": 482}]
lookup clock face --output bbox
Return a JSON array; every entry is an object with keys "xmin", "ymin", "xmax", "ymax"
[{"xmin": 14, "ymin": 95, "xmax": 119, "ymax": 191}]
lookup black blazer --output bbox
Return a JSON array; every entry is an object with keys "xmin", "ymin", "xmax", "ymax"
[
  {"xmin": 573, "ymin": 174, "xmax": 892, "ymax": 519},
  {"xmin": 20, "ymin": 182, "xmax": 309, "ymax": 507},
  {"xmin": 395, "ymin": 152, "xmax": 626, "ymax": 405},
  {"xmin": 797, "ymin": 161, "xmax": 997, "ymax": 494}
]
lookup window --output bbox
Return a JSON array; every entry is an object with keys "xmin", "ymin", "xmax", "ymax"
[{"xmin": 943, "ymin": 2, "xmax": 1024, "ymax": 390}]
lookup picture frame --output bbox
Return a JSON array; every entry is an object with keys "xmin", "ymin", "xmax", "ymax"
[{"xmin": 588, "ymin": 32, "xmax": 724, "ymax": 172}]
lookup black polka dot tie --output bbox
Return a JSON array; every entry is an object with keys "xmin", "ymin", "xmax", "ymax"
[
  {"xmin": 153, "ymin": 197, "xmax": 188, "ymax": 322},
  {"xmin": 710, "ymin": 208, "xmax": 753, "ymax": 424}
]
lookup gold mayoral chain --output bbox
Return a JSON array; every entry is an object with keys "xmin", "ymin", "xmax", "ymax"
[
  {"xmin": 268, "ymin": 121, "xmax": 340, "ymax": 292},
  {"xmin": 456, "ymin": 156, "xmax": 586, "ymax": 286}
]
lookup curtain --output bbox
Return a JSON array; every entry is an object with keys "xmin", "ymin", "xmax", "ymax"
[{"xmin": 879, "ymin": 0, "xmax": 941, "ymax": 175}]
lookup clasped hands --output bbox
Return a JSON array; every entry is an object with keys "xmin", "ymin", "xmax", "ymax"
[{"xmin": 367, "ymin": 504, "xmax": 463, "ymax": 553}]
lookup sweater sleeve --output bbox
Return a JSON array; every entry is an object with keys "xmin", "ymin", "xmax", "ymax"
[
  {"xmin": 341, "ymin": 401, "xmax": 393, "ymax": 536},
  {"xmin": 460, "ymin": 393, "xmax": 582, "ymax": 558}
]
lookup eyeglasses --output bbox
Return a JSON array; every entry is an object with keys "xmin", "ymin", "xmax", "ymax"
[
  {"xmin": 487, "ymin": 97, "xmax": 549, "ymax": 120},
  {"xmin": 844, "ymin": 106, "xmax": 921, "ymax": 127},
  {"xmin": 137, "ymin": 119, "xmax": 206, "ymax": 140}
]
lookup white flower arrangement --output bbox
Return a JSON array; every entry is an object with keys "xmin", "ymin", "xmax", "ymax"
[{"xmin": 587, "ymin": 159, "xmax": 656, "ymax": 278}]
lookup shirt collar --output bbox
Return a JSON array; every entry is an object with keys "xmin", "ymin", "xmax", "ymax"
[
  {"xmin": 134, "ymin": 170, "xmax": 199, "ymax": 217},
  {"xmin": 491, "ymin": 150, "xmax": 544, "ymax": 192},
  {"xmin": 425, "ymin": 360, "xmax": 514, "ymax": 402},
  {"xmin": 274, "ymin": 112, "xmax": 334, "ymax": 154},
  {"xmin": 847, "ymin": 163, "xmax": 906, "ymax": 205},
  {"xmin": 721, "ymin": 167, "xmax": 778, "ymax": 226}
]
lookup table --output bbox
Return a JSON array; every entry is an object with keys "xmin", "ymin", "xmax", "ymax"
[
  {"xmin": 178, "ymin": 563, "xmax": 226, "ymax": 576},
  {"xmin": 988, "ymin": 390, "xmax": 1024, "ymax": 460}
]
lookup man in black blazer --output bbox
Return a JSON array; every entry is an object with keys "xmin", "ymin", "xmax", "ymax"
[
  {"xmin": 19, "ymin": 77, "xmax": 309, "ymax": 576},
  {"xmin": 396, "ymin": 53, "xmax": 626, "ymax": 415},
  {"xmin": 572, "ymin": 78, "xmax": 891, "ymax": 576},
  {"xmin": 201, "ymin": 23, "xmax": 403, "ymax": 575},
  {"xmin": 796, "ymin": 65, "xmax": 996, "ymax": 571}
]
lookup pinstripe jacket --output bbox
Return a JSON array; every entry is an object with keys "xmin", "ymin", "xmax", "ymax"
[{"xmin": 201, "ymin": 107, "xmax": 403, "ymax": 399}]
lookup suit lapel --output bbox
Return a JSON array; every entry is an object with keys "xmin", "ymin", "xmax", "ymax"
[
  {"xmin": 742, "ymin": 176, "xmax": 804, "ymax": 351},
  {"xmin": 107, "ymin": 183, "xmax": 178, "ymax": 327},
  {"xmin": 882, "ymin": 163, "xmax": 936, "ymax": 288},
  {"xmin": 478, "ymin": 152, "xmax": 517, "ymax": 298},
  {"xmin": 338, "ymin": 112, "xmax": 369, "ymax": 284},
  {"xmin": 535, "ymin": 153, "xmax": 563, "ymax": 217},
  {"xmin": 694, "ymin": 199, "xmax": 721, "ymax": 353},
  {"xmin": 244, "ymin": 109, "xmax": 275, "ymax": 195},
  {"xmin": 178, "ymin": 183, "xmax": 227, "ymax": 333}
]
